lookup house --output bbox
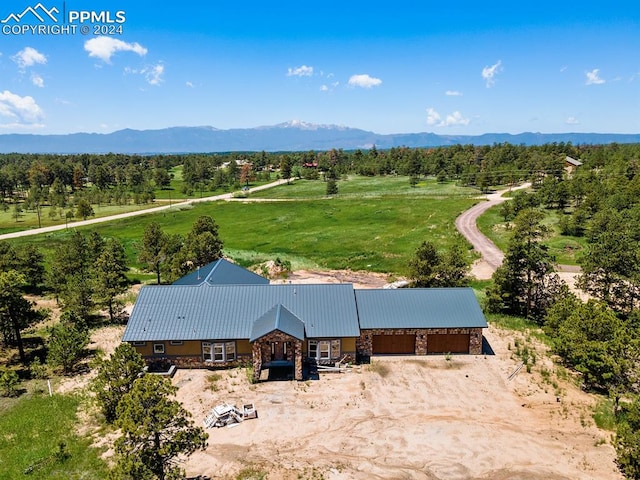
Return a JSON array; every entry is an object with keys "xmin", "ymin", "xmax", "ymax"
[
  {"xmin": 565, "ymin": 156, "xmax": 583, "ymax": 176},
  {"xmin": 122, "ymin": 262, "xmax": 487, "ymax": 381}
]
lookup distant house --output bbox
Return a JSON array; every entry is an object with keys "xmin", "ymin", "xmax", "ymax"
[
  {"xmin": 565, "ymin": 156, "xmax": 583, "ymax": 176},
  {"xmin": 123, "ymin": 261, "xmax": 487, "ymax": 381}
]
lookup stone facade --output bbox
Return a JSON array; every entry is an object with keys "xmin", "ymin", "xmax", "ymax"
[
  {"xmin": 251, "ymin": 331, "xmax": 303, "ymax": 381},
  {"xmin": 145, "ymin": 354, "xmax": 251, "ymax": 370},
  {"xmin": 357, "ymin": 327, "xmax": 483, "ymax": 356}
]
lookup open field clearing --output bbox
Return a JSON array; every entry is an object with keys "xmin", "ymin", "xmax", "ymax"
[{"xmin": 4, "ymin": 187, "xmax": 479, "ymax": 275}]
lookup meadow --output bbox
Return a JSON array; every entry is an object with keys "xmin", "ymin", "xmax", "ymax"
[
  {"xmin": 11, "ymin": 177, "xmax": 480, "ymax": 277},
  {"xmin": 476, "ymin": 205, "xmax": 587, "ymax": 266}
]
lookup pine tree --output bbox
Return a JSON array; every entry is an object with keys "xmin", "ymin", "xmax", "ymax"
[{"xmin": 113, "ymin": 375, "xmax": 208, "ymax": 480}]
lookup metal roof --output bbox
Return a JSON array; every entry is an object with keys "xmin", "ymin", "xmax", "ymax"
[
  {"xmin": 123, "ymin": 283, "xmax": 360, "ymax": 342},
  {"xmin": 354, "ymin": 288, "xmax": 488, "ymax": 330},
  {"xmin": 249, "ymin": 304, "xmax": 305, "ymax": 342},
  {"xmin": 565, "ymin": 156, "xmax": 583, "ymax": 167},
  {"xmin": 172, "ymin": 258, "xmax": 269, "ymax": 286}
]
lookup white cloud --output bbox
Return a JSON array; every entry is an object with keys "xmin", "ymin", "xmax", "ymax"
[
  {"xmin": 348, "ymin": 74, "xmax": 382, "ymax": 88},
  {"xmin": 11, "ymin": 47, "xmax": 47, "ymax": 70},
  {"xmin": 143, "ymin": 63, "xmax": 164, "ymax": 85},
  {"xmin": 565, "ymin": 116, "xmax": 580, "ymax": 125},
  {"xmin": 287, "ymin": 65, "xmax": 313, "ymax": 77},
  {"xmin": 482, "ymin": 60, "xmax": 502, "ymax": 87},
  {"xmin": 84, "ymin": 36, "xmax": 147, "ymax": 63},
  {"xmin": 125, "ymin": 63, "xmax": 165, "ymax": 85},
  {"xmin": 320, "ymin": 81, "xmax": 340, "ymax": 93},
  {"xmin": 585, "ymin": 68, "xmax": 605, "ymax": 85},
  {"xmin": 445, "ymin": 90, "xmax": 462, "ymax": 96},
  {"xmin": 0, "ymin": 90, "xmax": 44, "ymax": 125},
  {"xmin": 426, "ymin": 108, "xmax": 442, "ymax": 126},
  {"xmin": 426, "ymin": 107, "xmax": 470, "ymax": 127},
  {"xmin": 31, "ymin": 73, "xmax": 44, "ymax": 88},
  {"xmin": 186, "ymin": 81, "xmax": 194, "ymax": 88}
]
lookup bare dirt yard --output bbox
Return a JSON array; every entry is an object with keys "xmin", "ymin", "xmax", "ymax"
[
  {"xmin": 177, "ymin": 324, "xmax": 620, "ymax": 480},
  {"xmin": 64, "ymin": 270, "xmax": 618, "ymax": 480}
]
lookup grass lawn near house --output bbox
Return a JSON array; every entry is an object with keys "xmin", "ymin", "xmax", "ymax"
[{"xmin": 0, "ymin": 393, "xmax": 109, "ymax": 480}]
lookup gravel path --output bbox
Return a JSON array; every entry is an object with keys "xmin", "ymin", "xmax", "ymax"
[
  {"xmin": 455, "ymin": 184, "xmax": 530, "ymax": 272},
  {"xmin": 0, "ymin": 179, "xmax": 291, "ymax": 241}
]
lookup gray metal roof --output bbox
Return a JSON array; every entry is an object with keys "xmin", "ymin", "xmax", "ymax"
[
  {"xmin": 123, "ymin": 283, "xmax": 360, "ymax": 342},
  {"xmin": 565, "ymin": 156, "xmax": 583, "ymax": 167},
  {"xmin": 172, "ymin": 258, "xmax": 269, "ymax": 286},
  {"xmin": 249, "ymin": 304, "xmax": 305, "ymax": 342},
  {"xmin": 355, "ymin": 288, "xmax": 487, "ymax": 330}
]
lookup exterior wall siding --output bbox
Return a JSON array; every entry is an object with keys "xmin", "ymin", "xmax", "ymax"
[{"xmin": 357, "ymin": 328, "xmax": 483, "ymax": 356}]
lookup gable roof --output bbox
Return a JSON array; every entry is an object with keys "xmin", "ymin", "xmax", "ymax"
[
  {"xmin": 250, "ymin": 304, "xmax": 305, "ymax": 342},
  {"xmin": 355, "ymin": 288, "xmax": 487, "ymax": 330},
  {"xmin": 123, "ymin": 283, "xmax": 360, "ymax": 342},
  {"xmin": 172, "ymin": 258, "xmax": 269, "ymax": 286}
]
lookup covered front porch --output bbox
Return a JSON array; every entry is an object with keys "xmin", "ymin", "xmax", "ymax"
[{"xmin": 250, "ymin": 304, "xmax": 305, "ymax": 381}]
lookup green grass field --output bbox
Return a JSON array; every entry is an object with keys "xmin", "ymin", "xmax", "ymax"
[
  {"xmin": 0, "ymin": 202, "xmax": 168, "ymax": 236},
  {"xmin": 476, "ymin": 205, "xmax": 587, "ymax": 266},
  {"xmin": 2, "ymin": 177, "xmax": 480, "ymax": 277},
  {"xmin": 253, "ymin": 175, "xmax": 477, "ymax": 199},
  {"xmin": 0, "ymin": 393, "xmax": 109, "ymax": 480}
]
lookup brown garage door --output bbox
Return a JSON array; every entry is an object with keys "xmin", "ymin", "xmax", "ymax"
[
  {"xmin": 372, "ymin": 334, "xmax": 416, "ymax": 354},
  {"xmin": 427, "ymin": 333, "xmax": 470, "ymax": 354}
]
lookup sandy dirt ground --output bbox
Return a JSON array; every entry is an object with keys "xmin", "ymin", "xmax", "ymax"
[
  {"xmin": 59, "ymin": 269, "xmax": 613, "ymax": 479},
  {"xmin": 178, "ymin": 325, "xmax": 620, "ymax": 480}
]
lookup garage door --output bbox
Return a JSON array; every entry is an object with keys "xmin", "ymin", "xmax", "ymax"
[
  {"xmin": 427, "ymin": 333, "xmax": 470, "ymax": 354},
  {"xmin": 372, "ymin": 334, "xmax": 416, "ymax": 354}
]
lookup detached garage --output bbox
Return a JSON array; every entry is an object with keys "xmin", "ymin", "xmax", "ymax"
[{"xmin": 355, "ymin": 288, "xmax": 487, "ymax": 357}]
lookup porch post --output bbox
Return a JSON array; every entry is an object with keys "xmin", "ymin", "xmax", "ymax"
[
  {"xmin": 294, "ymin": 340, "xmax": 303, "ymax": 380},
  {"xmin": 252, "ymin": 341, "xmax": 262, "ymax": 382}
]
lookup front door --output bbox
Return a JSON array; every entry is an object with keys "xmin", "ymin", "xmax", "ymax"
[{"xmin": 270, "ymin": 341, "xmax": 288, "ymax": 361}]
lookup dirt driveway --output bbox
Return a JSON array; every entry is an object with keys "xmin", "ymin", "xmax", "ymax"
[{"xmin": 177, "ymin": 326, "xmax": 620, "ymax": 480}]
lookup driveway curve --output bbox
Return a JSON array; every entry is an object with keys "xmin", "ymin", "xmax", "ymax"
[
  {"xmin": 455, "ymin": 184, "xmax": 530, "ymax": 272},
  {"xmin": 0, "ymin": 179, "xmax": 292, "ymax": 241}
]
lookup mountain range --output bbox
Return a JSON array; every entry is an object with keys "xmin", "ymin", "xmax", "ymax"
[{"xmin": 1, "ymin": 121, "xmax": 639, "ymax": 154}]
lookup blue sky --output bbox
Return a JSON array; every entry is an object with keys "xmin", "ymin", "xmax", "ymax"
[{"xmin": 0, "ymin": 1, "xmax": 638, "ymax": 135}]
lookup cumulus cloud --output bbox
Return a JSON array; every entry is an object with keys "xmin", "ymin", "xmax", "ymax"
[
  {"xmin": 31, "ymin": 73, "xmax": 44, "ymax": 88},
  {"xmin": 348, "ymin": 74, "xmax": 382, "ymax": 88},
  {"xmin": 320, "ymin": 85, "xmax": 329, "ymax": 92},
  {"xmin": 125, "ymin": 63, "xmax": 165, "ymax": 85},
  {"xmin": 84, "ymin": 36, "xmax": 147, "ymax": 63},
  {"xmin": 287, "ymin": 65, "xmax": 313, "ymax": 77},
  {"xmin": 11, "ymin": 47, "xmax": 47, "ymax": 70},
  {"xmin": 0, "ymin": 90, "xmax": 44, "ymax": 125},
  {"xmin": 585, "ymin": 68, "xmax": 605, "ymax": 85},
  {"xmin": 565, "ymin": 116, "xmax": 580, "ymax": 125},
  {"xmin": 143, "ymin": 63, "xmax": 164, "ymax": 85},
  {"xmin": 445, "ymin": 90, "xmax": 463, "ymax": 96},
  {"xmin": 426, "ymin": 107, "xmax": 470, "ymax": 127},
  {"xmin": 482, "ymin": 60, "xmax": 502, "ymax": 87},
  {"xmin": 426, "ymin": 108, "xmax": 442, "ymax": 126}
]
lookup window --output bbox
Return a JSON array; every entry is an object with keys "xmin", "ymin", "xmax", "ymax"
[
  {"xmin": 132, "ymin": 341, "xmax": 146, "ymax": 347},
  {"xmin": 153, "ymin": 343, "xmax": 165, "ymax": 354},
  {"xmin": 203, "ymin": 341, "xmax": 236, "ymax": 362},
  {"xmin": 308, "ymin": 340, "xmax": 339, "ymax": 361},
  {"xmin": 170, "ymin": 340, "xmax": 183, "ymax": 346}
]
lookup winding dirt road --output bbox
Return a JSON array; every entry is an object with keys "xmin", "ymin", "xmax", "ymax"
[{"xmin": 455, "ymin": 184, "xmax": 530, "ymax": 274}]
